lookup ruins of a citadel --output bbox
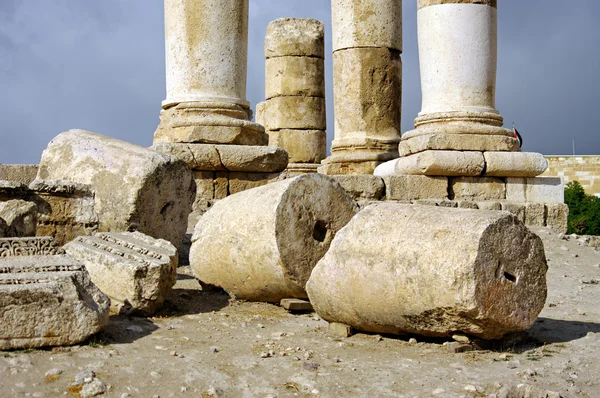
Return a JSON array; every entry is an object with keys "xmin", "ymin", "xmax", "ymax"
[{"xmin": 0, "ymin": 1, "xmax": 578, "ymax": 396}]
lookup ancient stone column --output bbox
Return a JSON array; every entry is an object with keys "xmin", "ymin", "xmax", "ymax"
[
  {"xmin": 376, "ymin": 0, "xmax": 548, "ymax": 179},
  {"xmin": 257, "ymin": 18, "xmax": 327, "ymax": 176},
  {"xmin": 153, "ymin": 0, "xmax": 288, "ymax": 216},
  {"xmin": 319, "ymin": 0, "xmax": 403, "ymax": 175}
]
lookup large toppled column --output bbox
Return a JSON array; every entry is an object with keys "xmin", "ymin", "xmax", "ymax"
[
  {"xmin": 153, "ymin": 0, "xmax": 287, "ymax": 215},
  {"xmin": 0, "ymin": 237, "xmax": 110, "ymax": 350},
  {"xmin": 36, "ymin": 129, "xmax": 195, "ymax": 249},
  {"xmin": 190, "ymin": 174, "xmax": 358, "ymax": 302},
  {"xmin": 319, "ymin": 0, "xmax": 403, "ymax": 175},
  {"xmin": 306, "ymin": 203, "xmax": 548, "ymax": 340},
  {"xmin": 256, "ymin": 18, "xmax": 327, "ymax": 176},
  {"xmin": 378, "ymin": 0, "xmax": 547, "ymax": 179}
]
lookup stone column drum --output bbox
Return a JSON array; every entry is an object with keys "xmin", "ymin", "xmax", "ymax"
[
  {"xmin": 257, "ymin": 18, "xmax": 327, "ymax": 175},
  {"xmin": 154, "ymin": 0, "xmax": 265, "ymax": 145},
  {"xmin": 319, "ymin": 0, "xmax": 403, "ymax": 175},
  {"xmin": 379, "ymin": 0, "xmax": 547, "ymax": 178}
]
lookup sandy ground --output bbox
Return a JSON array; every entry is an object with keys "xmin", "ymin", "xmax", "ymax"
[{"xmin": 1, "ymin": 227, "xmax": 600, "ymax": 398}]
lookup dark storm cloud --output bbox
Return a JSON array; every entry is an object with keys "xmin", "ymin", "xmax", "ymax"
[{"xmin": 0, "ymin": 1, "xmax": 599, "ymax": 164}]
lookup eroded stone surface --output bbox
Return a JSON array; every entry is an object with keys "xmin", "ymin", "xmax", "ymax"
[
  {"xmin": 384, "ymin": 175, "xmax": 449, "ymax": 201},
  {"xmin": 505, "ymin": 177, "xmax": 564, "ymax": 204},
  {"xmin": 190, "ymin": 174, "xmax": 358, "ymax": 302},
  {"xmin": 330, "ymin": 175, "xmax": 385, "ymax": 200},
  {"xmin": 394, "ymin": 151, "xmax": 485, "ymax": 176},
  {"xmin": 546, "ymin": 203, "xmax": 569, "ymax": 234},
  {"xmin": 64, "ymin": 232, "xmax": 178, "ymax": 315},
  {"xmin": 0, "ymin": 165, "xmax": 39, "ymax": 185},
  {"xmin": 265, "ymin": 56, "xmax": 325, "ymax": 99},
  {"xmin": 0, "ymin": 237, "xmax": 109, "ymax": 350},
  {"xmin": 450, "ymin": 177, "xmax": 506, "ymax": 200},
  {"xmin": 262, "ymin": 96, "xmax": 326, "ymax": 131},
  {"xmin": 399, "ymin": 134, "xmax": 520, "ymax": 157},
  {"xmin": 0, "ymin": 200, "xmax": 37, "ymax": 238},
  {"xmin": 265, "ymin": 18, "xmax": 325, "ymax": 58},
  {"xmin": 306, "ymin": 203, "xmax": 548, "ymax": 339},
  {"xmin": 267, "ymin": 130, "xmax": 326, "ymax": 164},
  {"xmin": 28, "ymin": 180, "xmax": 98, "ymax": 245},
  {"xmin": 37, "ymin": 130, "xmax": 195, "ymax": 249},
  {"xmin": 484, "ymin": 152, "xmax": 548, "ymax": 177}
]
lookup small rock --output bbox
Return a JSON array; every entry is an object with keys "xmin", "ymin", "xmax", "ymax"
[
  {"xmin": 464, "ymin": 385, "xmax": 477, "ymax": 392},
  {"xmin": 80, "ymin": 379, "xmax": 106, "ymax": 398},
  {"xmin": 44, "ymin": 368, "xmax": 63, "ymax": 380},
  {"xmin": 432, "ymin": 388, "xmax": 445, "ymax": 395},
  {"xmin": 328, "ymin": 322, "xmax": 353, "ymax": 338},
  {"xmin": 452, "ymin": 333, "xmax": 471, "ymax": 343},
  {"xmin": 408, "ymin": 338, "xmax": 417, "ymax": 344},
  {"xmin": 210, "ymin": 346, "xmax": 219, "ymax": 353},
  {"xmin": 303, "ymin": 361, "xmax": 320, "ymax": 371},
  {"xmin": 126, "ymin": 325, "xmax": 144, "ymax": 333}
]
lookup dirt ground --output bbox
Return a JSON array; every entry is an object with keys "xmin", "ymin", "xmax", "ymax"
[{"xmin": 1, "ymin": 226, "xmax": 600, "ymax": 398}]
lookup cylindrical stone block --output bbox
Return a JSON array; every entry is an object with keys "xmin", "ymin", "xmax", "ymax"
[
  {"xmin": 264, "ymin": 18, "xmax": 325, "ymax": 58},
  {"xmin": 163, "ymin": 0, "xmax": 250, "ymax": 108},
  {"xmin": 36, "ymin": 130, "xmax": 195, "ymax": 249},
  {"xmin": 332, "ymin": 0, "xmax": 402, "ymax": 52},
  {"xmin": 190, "ymin": 174, "xmax": 358, "ymax": 302},
  {"xmin": 306, "ymin": 203, "xmax": 548, "ymax": 340},
  {"xmin": 263, "ymin": 96, "xmax": 326, "ymax": 131},
  {"xmin": 331, "ymin": 47, "xmax": 402, "ymax": 148},
  {"xmin": 268, "ymin": 130, "xmax": 326, "ymax": 164},
  {"xmin": 265, "ymin": 57, "xmax": 325, "ymax": 99}
]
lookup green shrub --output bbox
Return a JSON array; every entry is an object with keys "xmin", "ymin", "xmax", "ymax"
[{"xmin": 564, "ymin": 181, "xmax": 600, "ymax": 235}]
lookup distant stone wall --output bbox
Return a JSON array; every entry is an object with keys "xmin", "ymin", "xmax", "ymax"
[
  {"xmin": 0, "ymin": 164, "xmax": 38, "ymax": 185},
  {"xmin": 543, "ymin": 156, "xmax": 600, "ymax": 197}
]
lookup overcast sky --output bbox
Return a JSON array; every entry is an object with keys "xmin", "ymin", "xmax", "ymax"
[{"xmin": 1, "ymin": 1, "xmax": 599, "ymax": 164}]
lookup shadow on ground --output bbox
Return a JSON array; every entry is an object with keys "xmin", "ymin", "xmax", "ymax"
[{"xmin": 527, "ymin": 317, "xmax": 600, "ymax": 343}]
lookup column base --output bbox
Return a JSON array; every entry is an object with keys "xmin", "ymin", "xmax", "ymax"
[
  {"xmin": 154, "ymin": 102, "xmax": 268, "ymax": 146},
  {"xmin": 376, "ymin": 150, "xmax": 548, "ymax": 178},
  {"xmin": 284, "ymin": 163, "xmax": 320, "ymax": 175},
  {"xmin": 319, "ymin": 142, "xmax": 400, "ymax": 175},
  {"xmin": 404, "ymin": 111, "xmax": 513, "ymax": 141},
  {"xmin": 399, "ymin": 133, "xmax": 520, "ymax": 157}
]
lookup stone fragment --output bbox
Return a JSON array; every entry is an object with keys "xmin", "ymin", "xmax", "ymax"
[
  {"xmin": 152, "ymin": 142, "xmax": 288, "ymax": 173},
  {"xmin": 394, "ymin": 151, "xmax": 485, "ymax": 176},
  {"xmin": 330, "ymin": 175, "xmax": 385, "ymax": 200},
  {"xmin": 0, "ymin": 165, "xmax": 39, "ymax": 185},
  {"xmin": 501, "ymin": 202, "xmax": 526, "ymax": 223},
  {"xmin": 399, "ymin": 134, "xmax": 520, "ymax": 157},
  {"xmin": 280, "ymin": 298, "xmax": 313, "ymax": 312},
  {"xmin": 262, "ymin": 96, "xmax": 326, "ymax": 131},
  {"xmin": 0, "ymin": 237, "xmax": 109, "ymax": 350},
  {"xmin": 332, "ymin": 0, "xmax": 402, "ymax": 52},
  {"xmin": 477, "ymin": 201, "xmax": 502, "ymax": 211},
  {"xmin": 64, "ymin": 232, "xmax": 178, "ymax": 315},
  {"xmin": 190, "ymin": 174, "xmax": 358, "ymax": 302},
  {"xmin": 384, "ymin": 175, "xmax": 449, "ymax": 200},
  {"xmin": 36, "ymin": 130, "xmax": 195, "ymax": 249},
  {"xmin": 451, "ymin": 177, "xmax": 506, "ymax": 200},
  {"xmin": 505, "ymin": 177, "xmax": 564, "ymax": 203},
  {"xmin": 306, "ymin": 203, "xmax": 548, "ymax": 339},
  {"xmin": 525, "ymin": 202, "xmax": 546, "ymax": 227},
  {"xmin": 0, "ymin": 200, "xmax": 37, "ymax": 237},
  {"xmin": 265, "ymin": 18, "xmax": 325, "ymax": 58},
  {"xmin": 484, "ymin": 152, "xmax": 548, "ymax": 177},
  {"xmin": 0, "ymin": 180, "xmax": 28, "ymax": 201},
  {"xmin": 267, "ymin": 130, "xmax": 326, "ymax": 164},
  {"xmin": 28, "ymin": 180, "xmax": 98, "ymax": 245},
  {"xmin": 545, "ymin": 203, "xmax": 568, "ymax": 234},
  {"xmin": 328, "ymin": 322, "xmax": 354, "ymax": 338},
  {"xmin": 265, "ymin": 57, "xmax": 325, "ymax": 99},
  {"xmin": 457, "ymin": 200, "xmax": 479, "ymax": 209}
]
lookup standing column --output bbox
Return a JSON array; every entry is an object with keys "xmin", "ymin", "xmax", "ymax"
[
  {"xmin": 154, "ymin": 0, "xmax": 266, "ymax": 145},
  {"xmin": 383, "ymin": 0, "xmax": 547, "ymax": 179},
  {"xmin": 319, "ymin": 0, "xmax": 403, "ymax": 175},
  {"xmin": 256, "ymin": 18, "xmax": 327, "ymax": 176}
]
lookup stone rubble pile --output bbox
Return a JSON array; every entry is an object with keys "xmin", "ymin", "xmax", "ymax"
[{"xmin": 256, "ymin": 18, "xmax": 327, "ymax": 176}]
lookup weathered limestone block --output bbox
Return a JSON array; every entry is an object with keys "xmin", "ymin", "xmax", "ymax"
[
  {"xmin": 501, "ymin": 202, "xmax": 526, "ymax": 223},
  {"xmin": 28, "ymin": 180, "xmax": 98, "ymax": 245},
  {"xmin": 332, "ymin": 0, "xmax": 403, "ymax": 52},
  {"xmin": 306, "ymin": 203, "xmax": 548, "ymax": 339},
  {"xmin": 152, "ymin": 142, "xmax": 288, "ymax": 173},
  {"xmin": 525, "ymin": 202, "xmax": 546, "ymax": 227},
  {"xmin": 255, "ymin": 101, "xmax": 267, "ymax": 127},
  {"xmin": 64, "ymin": 232, "xmax": 178, "ymax": 316},
  {"xmin": 484, "ymin": 152, "xmax": 548, "ymax": 177},
  {"xmin": 262, "ymin": 96, "xmax": 326, "ymax": 131},
  {"xmin": 190, "ymin": 174, "xmax": 358, "ymax": 302},
  {"xmin": 36, "ymin": 130, "xmax": 195, "ymax": 249},
  {"xmin": 268, "ymin": 130, "xmax": 326, "ymax": 164},
  {"xmin": 0, "ymin": 237, "xmax": 110, "ymax": 350},
  {"xmin": 451, "ymin": 177, "xmax": 506, "ymax": 200},
  {"xmin": 0, "ymin": 165, "xmax": 39, "ymax": 185},
  {"xmin": 505, "ymin": 177, "xmax": 564, "ymax": 204},
  {"xmin": 330, "ymin": 175, "xmax": 385, "ymax": 200},
  {"xmin": 228, "ymin": 171, "xmax": 281, "ymax": 195},
  {"xmin": 477, "ymin": 201, "xmax": 502, "ymax": 211},
  {"xmin": 331, "ymin": 47, "xmax": 402, "ymax": 149},
  {"xmin": 265, "ymin": 56, "xmax": 325, "ymax": 99},
  {"xmin": 399, "ymin": 134, "xmax": 520, "ymax": 157},
  {"xmin": 0, "ymin": 200, "xmax": 37, "ymax": 238},
  {"xmin": 394, "ymin": 151, "xmax": 485, "ymax": 176},
  {"xmin": 384, "ymin": 175, "xmax": 448, "ymax": 200},
  {"xmin": 153, "ymin": 102, "xmax": 268, "ymax": 146},
  {"xmin": 546, "ymin": 203, "xmax": 568, "ymax": 234},
  {"xmin": 264, "ymin": 18, "xmax": 325, "ymax": 58},
  {"xmin": 457, "ymin": 200, "xmax": 479, "ymax": 209}
]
